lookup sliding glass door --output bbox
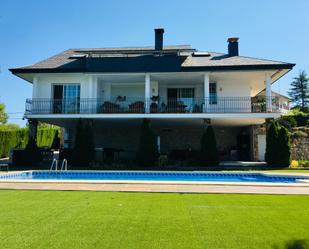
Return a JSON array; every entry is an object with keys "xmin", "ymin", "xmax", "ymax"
[
  {"xmin": 167, "ymin": 88, "xmax": 195, "ymax": 112},
  {"xmin": 52, "ymin": 84, "xmax": 80, "ymax": 114}
]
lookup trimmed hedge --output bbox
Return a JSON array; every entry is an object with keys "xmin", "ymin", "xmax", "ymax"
[
  {"xmin": 279, "ymin": 114, "xmax": 309, "ymax": 127},
  {"xmin": 136, "ymin": 119, "xmax": 158, "ymax": 167},
  {"xmin": 265, "ymin": 121, "xmax": 291, "ymax": 167},
  {"xmin": 72, "ymin": 120, "xmax": 95, "ymax": 167},
  {"xmin": 200, "ymin": 125, "xmax": 219, "ymax": 166},
  {"xmin": 0, "ymin": 128, "xmax": 59, "ymax": 158}
]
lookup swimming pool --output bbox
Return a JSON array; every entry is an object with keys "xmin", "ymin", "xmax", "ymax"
[{"xmin": 0, "ymin": 171, "xmax": 308, "ymax": 183}]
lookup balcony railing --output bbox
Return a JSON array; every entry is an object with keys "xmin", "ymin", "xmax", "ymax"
[{"xmin": 25, "ymin": 97, "xmax": 282, "ymax": 115}]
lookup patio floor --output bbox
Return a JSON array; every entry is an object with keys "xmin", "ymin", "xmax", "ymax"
[{"xmin": 0, "ymin": 180, "xmax": 309, "ymax": 194}]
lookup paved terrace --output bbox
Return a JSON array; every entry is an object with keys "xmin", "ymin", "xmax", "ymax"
[{"xmin": 0, "ymin": 171, "xmax": 309, "ymax": 195}]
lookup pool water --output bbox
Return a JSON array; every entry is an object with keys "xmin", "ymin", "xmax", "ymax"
[{"xmin": 0, "ymin": 171, "xmax": 308, "ymax": 183}]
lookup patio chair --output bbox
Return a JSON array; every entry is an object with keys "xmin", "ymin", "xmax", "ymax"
[
  {"xmin": 102, "ymin": 101, "xmax": 121, "ymax": 113},
  {"xmin": 129, "ymin": 101, "xmax": 145, "ymax": 113}
]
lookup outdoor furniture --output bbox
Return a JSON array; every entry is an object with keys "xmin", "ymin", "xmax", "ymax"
[
  {"xmin": 129, "ymin": 101, "xmax": 144, "ymax": 113},
  {"xmin": 150, "ymin": 102, "xmax": 158, "ymax": 113},
  {"xmin": 0, "ymin": 164, "xmax": 9, "ymax": 171},
  {"xmin": 102, "ymin": 101, "xmax": 121, "ymax": 113},
  {"xmin": 103, "ymin": 148, "xmax": 124, "ymax": 163},
  {"xmin": 166, "ymin": 101, "xmax": 186, "ymax": 113}
]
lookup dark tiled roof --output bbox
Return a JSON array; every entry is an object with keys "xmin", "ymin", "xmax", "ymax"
[
  {"xmin": 182, "ymin": 52, "xmax": 293, "ymax": 68},
  {"xmin": 10, "ymin": 46, "xmax": 295, "ymax": 74}
]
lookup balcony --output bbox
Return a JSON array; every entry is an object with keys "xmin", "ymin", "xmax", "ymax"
[{"xmin": 25, "ymin": 96, "xmax": 284, "ymax": 115}]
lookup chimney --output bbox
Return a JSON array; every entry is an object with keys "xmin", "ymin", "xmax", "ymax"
[
  {"xmin": 227, "ymin": 37, "xmax": 239, "ymax": 56},
  {"xmin": 155, "ymin": 28, "xmax": 164, "ymax": 50}
]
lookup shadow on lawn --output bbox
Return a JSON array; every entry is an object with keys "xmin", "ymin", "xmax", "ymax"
[{"xmin": 273, "ymin": 240, "xmax": 309, "ymax": 249}]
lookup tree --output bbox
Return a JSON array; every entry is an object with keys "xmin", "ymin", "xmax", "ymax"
[
  {"xmin": 72, "ymin": 120, "xmax": 94, "ymax": 168},
  {"xmin": 51, "ymin": 130, "xmax": 60, "ymax": 150},
  {"xmin": 200, "ymin": 125, "xmax": 219, "ymax": 166},
  {"xmin": 288, "ymin": 71, "xmax": 309, "ymax": 112},
  {"xmin": 0, "ymin": 103, "xmax": 8, "ymax": 124},
  {"xmin": 277, "ymin": 127, "xmax": 291, "ymax": 167},
  {"xmin": 265, "ymin": 121, "xmax": 279, "ymax": 166},
  {"xmin": 23, "ymin": 136, "xmax": 42, "ymax": 167},
  {"xmin": 265, "ymin": 121, "xmax": 291, "ymax": 167},
  {"xmin": 136, "ymin": 119, "xmax": 158, "ymax": 167}
]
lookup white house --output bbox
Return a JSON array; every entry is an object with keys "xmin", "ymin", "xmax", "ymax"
[{"xmin": 10, "ymin": 29, "xmax": 295, "ymax": 162}]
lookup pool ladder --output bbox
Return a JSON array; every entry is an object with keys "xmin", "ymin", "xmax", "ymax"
[{"xmin": 50, "ymin": 158, "xmax": 67, "ymax": 171}]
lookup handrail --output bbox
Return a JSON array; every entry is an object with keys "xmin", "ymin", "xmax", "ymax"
[
  {"xmin": 60, "ymin": 159, "xmax": 68, "ymax": 171},
  {"xmin": 25, "ymin": 96, "xmax": 282, "ymax": 114},
  {"xmin": 50, "ymin": 158, "xmax": 58, "ymax": 171}
]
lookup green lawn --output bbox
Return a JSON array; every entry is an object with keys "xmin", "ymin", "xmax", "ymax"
[{"xmin": 0, "ymin": 191, "xmax": 308, "ymax": 249}]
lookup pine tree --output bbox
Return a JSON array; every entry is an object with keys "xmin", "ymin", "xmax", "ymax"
[
  {"xmin": 23, "ymin": 136, "xmax": 42, "ymax": 167},
  {"xmin": 136, "ymin": 119, "xmax": 158, "ymax": 167},
  {"xmin": 51, "ymin": 130, "xmax": 60, "ymax": 150},
  {"xmin": 72, "ymin": 120, "xmax": 94, "ymax": 167},
  {"xmin": 265, "ymin": 121, "xmax": 279, "ymax": 166},
  {"xmin": 200, "ymin": 125, "xmax": 219, "ymax": 166},
  {"xmin": 277, "ymin": 127, "xmax": 291, "ymax": 167},
  {"xmin": 288, "ymin": 71, "xmax": 309, "ymax": 112}
]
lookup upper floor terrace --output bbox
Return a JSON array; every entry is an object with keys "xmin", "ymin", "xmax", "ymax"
[{"xmin": 23, "ymin": 71, "xmax": 289, "ymax": 116}]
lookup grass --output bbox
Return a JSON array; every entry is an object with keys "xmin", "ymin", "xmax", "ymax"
[{"xmin": 0, "ymin": 191, "xmax": 309, "ymax": 249}]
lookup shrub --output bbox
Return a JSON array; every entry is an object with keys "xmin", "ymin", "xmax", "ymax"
[
  {"xmin": 292, "ymin": 130, "xmax": 307, "ymax": 138},
  {"xmin": 37, "ymin": 128, "xmax": 59, "ymax": 147},
  {"xmin": 72, "ymin": 120, "xmax": 94, "ymax": 167},
  {"xmin": 290, "ymin": 160, "xmax": 299, "ymax": 168},
  {"xmin": 136, "ymin": 119, "xmax": 158, "ymax": 167},
  {"xmin": 298, "ymin": 160, "xmax": 309, "ymax": 167},
  {"xmin": 0, "ymin": 128, "xmax": 28, "ymax": 158},
  {"xmin": 51, "ymin": 130, "xmax": 60, "ymax": 150},
  {"xmin": 294, "ymin": 114, "xmax": 309, "ymax": 127},
  {"xmin": 277, "ymin": 127, "xmax": 291, "ymax": 167},
  {"xmin": 0, "ymin": 127, "xmax": 59, "ymax": 158},
  {"xmin": 279, "ymin": 115, "xmax": 297, "ymax": 127},
  {"xmin": 266, "ymin": 122, "xmax": 292, "ymax": 167},
  {"xmin": 23, "ymin": 136, "xmax": 42, "ymax": 166},
  {"xmin": 200, "ymin": 125, "xmax": 219, "ymax": 166},
  {"xmin": 158, "ymin": 155, "xmax": 168, "ymax": 167},
  {"xmin": 265, "ymin": 122, "xmax": 279, "ymax": 166}
]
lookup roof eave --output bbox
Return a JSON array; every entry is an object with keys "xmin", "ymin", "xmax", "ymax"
[
  {"xmin": 181, "ymin": 63, "xmax": 295, "ymax": 71},
  {"xmin": 9, "ymin": 63, "xmax": 295, "ymax": 74}
]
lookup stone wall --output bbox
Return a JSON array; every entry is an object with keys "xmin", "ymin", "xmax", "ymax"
[
  {"xmin": 291, "ymin": 128, "xmax": 309, "ymax": 160},
  {"xmin": 93, "ymin": 125, "xmax": 140, "ymax": 159},
  {"xmin": 250, "ymin": 125, "xmax": 266, "ymax": 161},
  {"xmin": 251, "ymin": 126, "xmax": 309, "ymax": 161}
]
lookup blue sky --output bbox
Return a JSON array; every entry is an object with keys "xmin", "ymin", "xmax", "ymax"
[{"xmin": 0, "ymin": 0, "xmax": 308, "ymax": 126}]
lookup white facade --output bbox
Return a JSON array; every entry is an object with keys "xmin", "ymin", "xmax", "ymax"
[{"xmin": 26, "ymin": 70, "xmax": 285, "ymax": 126}]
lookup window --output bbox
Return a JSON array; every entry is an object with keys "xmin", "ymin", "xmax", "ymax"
[
  {"xmin": 52, "ymin": 84, "xmax": 80, "ymax": 114},
  {"xmin": 167, "ymin": 88, "xmax": 195, "ymax": 112},
  {"xmin": 209, "ymin": 83, "xmax": 217, "ymax": 104}
]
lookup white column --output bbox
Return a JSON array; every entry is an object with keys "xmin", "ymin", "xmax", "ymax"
[
  {"xmin": 265, "ymin": 74, "xmax": 272, "ymax": 112},
  {"xmin": 88, "ymin": 75, "xmax": 96, "ymax": 98},
  {"xmin": 32, "ymin": 76, "xmax": 38, "ymax": 99},
  {"xmin": 203, "ymin": 72, "xmax": 210, "ymax": 112},
  {"xmin": 103, "ymin": 82, "xmax": 111, "ymax": 101},
  {"xmin": 145, "ymin": 73, "xmax": 151, "ymax": 113},
  {"xmin": 92, "ymin": 76, "xmax": 98, "ymax": 99},
  {"xmin": 86, "ymin": 75, "xmax": 94, "ymax": 113},
  {"xmin": 32, "ymin": 76, "xmax": 40, "ymax": 113}
]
